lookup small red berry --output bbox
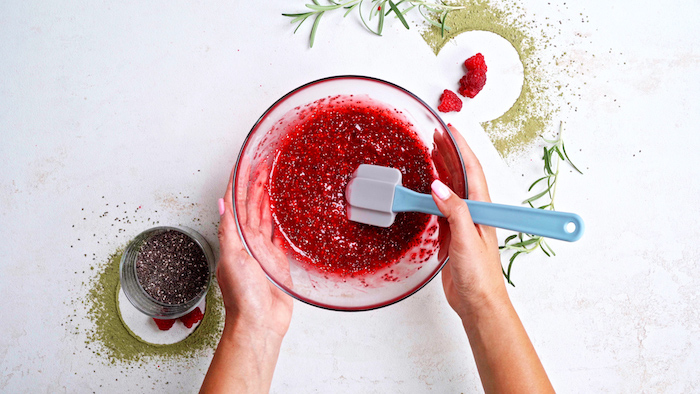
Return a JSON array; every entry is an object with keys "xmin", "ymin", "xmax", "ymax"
[
  {"xmin": 464, "ymin": 53, "xmax": 487, "ymax": 72},
  {"xmin": 437, "ymin": 89, "xmax": 463, "ymax": 113},
  {"xmin": 458, "ymin": 69, "xmax": 487, "ymax": 98},
  {"xmin": 180, "ymin": 307, "xmax": 204, "ymax": 329},
  {"xmin": 153, "ymin": 318, "xmax": 176, "ymax": 331}
]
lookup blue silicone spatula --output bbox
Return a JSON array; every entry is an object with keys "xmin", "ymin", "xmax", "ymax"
[{"xmin": 345, "ymin": 164, "xmax": 584, "ymax": 242}]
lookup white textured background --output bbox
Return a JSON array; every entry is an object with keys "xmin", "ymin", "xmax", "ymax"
[{"xmin": 1, "ymin": 0, "xmax": 699, "ymax": 392}]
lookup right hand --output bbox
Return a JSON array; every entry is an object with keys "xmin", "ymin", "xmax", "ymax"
[{"xmin": 432, "ymin": 126, "xmax": 507, "ymax": 321}]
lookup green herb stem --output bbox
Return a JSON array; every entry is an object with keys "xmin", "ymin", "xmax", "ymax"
[
  {"xmin": 499, "ymin": 122, "xmax": 582, "ymax": 286},
  {"xmin": 284, "ymin": 0, "xmax": 467, "ymax": 47}
]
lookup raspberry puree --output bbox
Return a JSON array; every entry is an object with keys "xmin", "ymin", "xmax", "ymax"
[{"xmin": 269, "ymin": 97, "xmax": 436, "ymax": 277}]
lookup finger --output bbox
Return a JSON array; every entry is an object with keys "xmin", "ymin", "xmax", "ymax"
[
  {"xmin": 218, "ymin": 199, "xmax": 243, "ymax": 251},
  {"xmin": 437, "ymin": 217, "xmax": 451, "ymax": 262},
  {"xmin": 247, "ymin": 167, "xmax": 269, "ymax": 230},
  {"xmin": 431, "ymin": 179, "xmax": 479, "ymax": 243},
  {"xmin": 448, "ymin": 125, "xmax": 491, "ymax": 203},
  {"xmin": 260, "ymin": 192, "xmax": 273, "ymax": 240},
  {"xmin": 433, "ymin": 128, "xmax": 466, "ymax": 198},
  {"xmin": 233, "ymin": 157, "xmax": 251, "ymax": 226},
  {"xmin": 219, "ymin": 166, "xmax": 244, "ymax": 252},
  {"xmin": 224, "ymin": 165, "xmax": 235, "ymax": 210}
]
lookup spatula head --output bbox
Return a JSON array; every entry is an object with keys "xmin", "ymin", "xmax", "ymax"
[{"xmin": 345, "ymin": 164, "xmax": 402, "ymax": 227}]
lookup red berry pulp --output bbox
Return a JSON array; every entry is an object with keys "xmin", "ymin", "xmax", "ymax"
[{"xmin": 269, "ymin": 97, "xmax": 436, "ymax": 277}]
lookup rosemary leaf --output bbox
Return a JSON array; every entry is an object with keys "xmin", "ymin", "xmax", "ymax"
[
  {"xmin": 359, "ymin": 0, "xmax": 381, "ymax": 35},
  {"xmin": 543, "ymin": 147, "xmax": 553, "ymax": 175},
  {"xmin": 282, "ymin": 12, "xmax": 311, "ymax": 17},
  {"xmin": 377, "ymin": 1, "xmax": 386, "ymax": 35},
  {"xmin": 562, "ymin": 142, "xmax": 583, "ymax": 174},
  {"xmin": 344, "ymin": 2, "xmax": 360, "ymax": 16},
  {"xmin": 528, "ymin": 176, "xmax": 550, "ymax": 192},
  {"xmin": 401, "ymin": 4, "xmax": 417, "ymax": 15},
  {"xmin": 310, "ymin": 11, "xmax": 324, "ymax": 48},
  {"xmin": 554, "ymin": 146, "xmax": 566, "ymax": 161},
  {"xmin": 506, "ymin": 252, "xmax": 520, "ymax": 285},
  {"xmin": 388, "ymin": 0, "xmax": 409, "ymax": 29},
  {"xmin": 510, "ymin": 238, "xmax": 540, "ymax": 248},
  {"xmin": 440, "ymin": 9, "xmax": 448, "ymax": 37},
  {"xmin": 523, "ymin": 186, "xmax": 552, "ymax": 204},
  {"xmin": 543, "ymin": 240, "xmax": 556, "ymax": 256},
  {"xmin": 293, "ymin": 16, "xmax": 311, "ymax": 33},
  {"xmin": 289, "ymin": 14, "xmax": 312, "ymax": 25},
  {"xmin": 417, "ymin": 5, "xmax": 443, "ymax": 29},
  {"xmin": 306, "ymin": 3, "xmax": 339, "ymax": 11}
]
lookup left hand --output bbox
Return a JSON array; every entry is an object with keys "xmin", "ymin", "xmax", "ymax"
[{"xmin": 216, "ymin": 167, "xmax": 293, "ymax": 338}]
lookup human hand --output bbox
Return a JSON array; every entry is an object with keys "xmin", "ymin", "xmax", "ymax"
[
  {"xmin": 216, "ymin": 166, "xmax": 293, "ymax": 338},
  {"xmin": 431, "ymin": 126, "xmax": 555, "ymax": 393},
  {"xmin": 432, "ymin": 125, "xmax": 507, "ymax": 322},
  {"xmin": 202, "ymin": 168, "xmax": 293, "ymax": 393}
]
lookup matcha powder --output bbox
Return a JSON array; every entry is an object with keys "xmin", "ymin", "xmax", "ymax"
[
  {"xmin": 422, "ymin": 0, "xmax": 558, "ymax": 157},
  {"xmin": 85, "ymin": 250, "xmax": 224, "ymax": 364}
]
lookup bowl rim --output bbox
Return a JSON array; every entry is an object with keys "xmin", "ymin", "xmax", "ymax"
[{"xmin": 232, "ymin": 75, "xmax": 468, "ymax": 312}]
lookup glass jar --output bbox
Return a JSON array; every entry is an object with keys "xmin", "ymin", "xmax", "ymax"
[{"xmin": 119, "ymin": 226, "xmax": 215, "ymax": 319}]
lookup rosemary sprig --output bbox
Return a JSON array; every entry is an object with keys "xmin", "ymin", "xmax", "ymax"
[
  {"xmin": 283, "ymin": 0, "xmax": 466, "ymax": 47},
  {"xmin": 499, "ymin": 122, "xmax": 583, "ymax": 286}
]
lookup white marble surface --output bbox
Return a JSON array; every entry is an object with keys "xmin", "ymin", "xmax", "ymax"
[{"xmin": 2, "ymin": 0, "xmax": 700, "ymax": 392}]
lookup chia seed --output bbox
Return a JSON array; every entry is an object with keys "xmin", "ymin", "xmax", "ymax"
[{"xmin": 135, "ymin": 230, "xmax": 209, "ymax": 305}]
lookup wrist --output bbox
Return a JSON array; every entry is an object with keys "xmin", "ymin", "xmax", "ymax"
[
  {"xmin": 201, "ymin": 318, "xmax": 285, "ymax": 394},
  {"xmin": 459, "ymin": 286, "xmax": 511, "ymax": 329},
  {"xmin": 222, "ymin": 317, "xmax": 285, "ymax": 353}
]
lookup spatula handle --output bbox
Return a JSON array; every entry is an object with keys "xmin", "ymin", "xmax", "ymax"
[
  {"xmin": 465, "ymin": 200, "xmax": 584, "ymax": 242},
  {"xmin": 393, "ymin": 186, "xmax": 584, "ymax": 242}
]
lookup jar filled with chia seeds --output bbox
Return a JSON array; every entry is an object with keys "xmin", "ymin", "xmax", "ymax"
[{"xmin": 120, "ymin": 226, "xmax": 215, "ymax": 319}]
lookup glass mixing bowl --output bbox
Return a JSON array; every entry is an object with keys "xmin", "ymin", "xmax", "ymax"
[{"xmin": 234, "ymin": 76, "xmax": 467, "ymax": 311}]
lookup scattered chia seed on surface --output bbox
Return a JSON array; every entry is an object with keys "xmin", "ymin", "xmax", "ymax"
[{"xmin": 135, "ymin": 230, "xmax": 209, "ymax": 305}]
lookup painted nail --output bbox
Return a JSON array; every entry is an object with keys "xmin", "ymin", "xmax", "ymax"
[
  {"xmin": 218, "ymin": 198, "xmax": 225, "ymax": 216},
  {"xmin": 431, "ymin": 180, "xmax": 452, "ymax": 201},
  {"xmin": 447, "ymin": 123, "xmax": 453, "ymax": 127}
]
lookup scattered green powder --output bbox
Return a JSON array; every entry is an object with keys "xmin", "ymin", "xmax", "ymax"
[
  {"xmin": 85, "ymin": 250, "xmax": 224, "ymax": 364},
  {"xmin": 421, "ymin": 0, "xmax": 556, "ymax": 157}
]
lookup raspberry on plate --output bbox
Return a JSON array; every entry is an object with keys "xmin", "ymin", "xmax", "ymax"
[
  {"xmin": 458, "ymin": 69, "xmax": 487, "ymax": 99},
  {"xmin": 437, "ymin": 89, "xmax": 463, "ymax": 113},
  {"xmin": 153, "ymin": 318, "xmax": 176, "ymax": 331},
  {"xmin": 180, "ymin": 307, "xmax": 204, "ymax": 329},
  {"xmin": 464, "ymin": 53, "xmax": 487, "ymax": 72}
]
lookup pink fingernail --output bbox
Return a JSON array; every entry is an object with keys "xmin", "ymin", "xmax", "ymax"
[
  {"xmin": 218, "ymin": 198, "xmax": 225, "ymax": 216},
  {"xmin": 431, "ymin": 180, "xmax": 452, "ymax": 201}
]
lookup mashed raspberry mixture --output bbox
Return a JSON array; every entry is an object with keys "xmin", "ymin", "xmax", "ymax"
[{"xmin": 269, "ymin": 98, "xmax": 436, "ymax": 276}]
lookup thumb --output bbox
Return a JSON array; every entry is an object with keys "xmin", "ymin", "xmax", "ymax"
[{"xmin": 431, "ymin": 180, "xmax": 478, "ymax": 240}]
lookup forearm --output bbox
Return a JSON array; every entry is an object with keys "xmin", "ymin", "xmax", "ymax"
[
  {"xmin": 462, "ymin": 293, "xmax": 554, "ymax": 394},
  {"xmin": 200, "ymin": 319, "xmax": 284, "ymax": 394}
]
